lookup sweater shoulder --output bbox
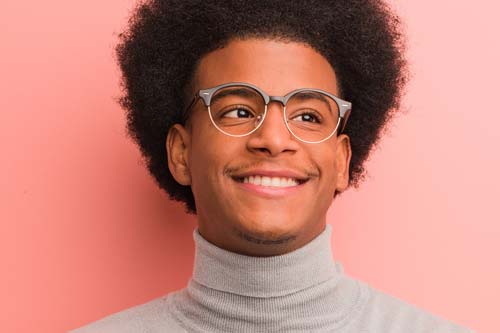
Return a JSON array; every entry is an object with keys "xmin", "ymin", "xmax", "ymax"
[
  {"xmin": 346, "ymin": 278, "xmax": 474, "ymax": 333},
  {"xmin": 68, "ymin": 292, "xmax": 187, "ymax": 333}
]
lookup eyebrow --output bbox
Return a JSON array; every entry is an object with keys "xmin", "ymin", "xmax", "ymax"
[
  {"xmin": 210, "ymin": 88, "xmax": 261, "ymax": 105},
  {"xmin": 290, "ymin": 91, "xmax": 333, "ymax": 113}
]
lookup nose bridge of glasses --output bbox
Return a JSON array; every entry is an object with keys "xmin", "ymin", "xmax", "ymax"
[
  {"xmin": 262, "ymin": 96, "xmax": 287, "ymax": 121},
  {"xmin": 267, "ymin": 95, "xmax": 286, "ymax": 106},
  {"xmin": 258, "ymin": 96, "xmax": 289, "ymax": 134}
]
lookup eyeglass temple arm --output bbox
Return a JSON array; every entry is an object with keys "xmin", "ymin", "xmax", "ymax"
[
  {"xmin": 338, "ymin": 105, "xmax": 351, "ymax": 134},
  {"xmin": 181, "ymin": 95, "xmax": 200, "ymax": 123},
  {"xmin": 338, "ymin": 103, "xmax": 351, "ymax": 134}
]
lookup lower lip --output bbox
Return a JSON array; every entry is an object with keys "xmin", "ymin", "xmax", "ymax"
[{"xmin": 232, "ymin": 178, "xmax": 306, "ymax": 197}]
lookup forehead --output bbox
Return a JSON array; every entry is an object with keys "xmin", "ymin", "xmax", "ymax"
[{"xmin": 194, "ymin": 38, "xmax": 339, "ymax": 97}]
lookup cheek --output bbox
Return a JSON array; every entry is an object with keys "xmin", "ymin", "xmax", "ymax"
[
  {"xmin": 188, "ymin": 123, "xmax": 235, "ymax": 187},
  {"xmin": 188, "ymin": 142, "xmax": 220, "ymax": 208},
  {"xmin": 189, "ymin": 115, "xmax": 219, "ymax": 167},
  {"xmin": 315, "ymin": 148, "xmax": 338, "ymax": 187},
  {"xmin": 189, "ymin": 137, "xmax": 217, "ymax": 185}
]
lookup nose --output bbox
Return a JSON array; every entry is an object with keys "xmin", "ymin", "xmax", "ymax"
[{"xmin": 246, "ymin": 101, "xmax": 300, "ymax": 156}]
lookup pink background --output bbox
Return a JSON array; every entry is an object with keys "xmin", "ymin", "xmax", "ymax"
[{"xmin": 1, "ymin": 1, "xmax": 498, "ymax": 332}]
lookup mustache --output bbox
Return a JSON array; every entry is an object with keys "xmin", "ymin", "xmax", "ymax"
[{"xmin": 224, "ymin": 161, "xmax": 320, "ymax": 179}]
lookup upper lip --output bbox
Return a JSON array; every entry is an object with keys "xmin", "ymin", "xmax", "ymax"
[{"xmin": 230, "ymin": 168, "xmax": 311, "ymax": 181}]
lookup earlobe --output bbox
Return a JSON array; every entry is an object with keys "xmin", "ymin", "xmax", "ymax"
[
  {"xmin": 166, "ymin": 124, "xmax": 192, "ymax": 186},
  {"xmin": 335, "ymin": 134, "xmax": 352, "ymax": 192}
]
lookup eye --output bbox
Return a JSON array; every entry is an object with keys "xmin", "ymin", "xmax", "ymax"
[
  {"xmin": 291, "ymin": 112, "xmax": 320, "ymax": 123},
  {"xmin": 222, "ymin": 108, "xmax": 254, "ymax": 118}
]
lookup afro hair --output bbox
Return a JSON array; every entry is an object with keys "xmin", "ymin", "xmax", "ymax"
[{"xmin": 115, "ymin": 0, "xmax": 409, "ymax": 213}]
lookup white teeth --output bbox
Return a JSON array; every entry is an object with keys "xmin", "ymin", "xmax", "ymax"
[
  {"xmin": 241, "ymin": 176, "xmax": 300, "ymax": 187},
  {"xmin": 271, "ymin": 178, "xmax": 281, "ymax": 186},
  {"xmin": 262, "ymin": 176, "xmax": 272, "ymax": 186}
]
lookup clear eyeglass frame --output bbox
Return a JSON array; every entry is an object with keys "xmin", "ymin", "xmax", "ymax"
[{"xmin": 183, "ymin": 82, "xmax": 352, "ymax": 144}]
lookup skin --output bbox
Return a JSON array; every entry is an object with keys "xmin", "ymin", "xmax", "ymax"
[{"xmin": 166, "ymin": 38, "xmax": 351, "ymax": 257}]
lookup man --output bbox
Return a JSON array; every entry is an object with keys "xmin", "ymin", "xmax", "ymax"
[{"xmin": 71, "ymin": 0, "xmax": 474, "ymax": 332}]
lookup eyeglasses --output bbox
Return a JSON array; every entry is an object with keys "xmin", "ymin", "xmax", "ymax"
[{"xmin": 184, "ymin": 82, "xmax": 352, "ymax": 144}]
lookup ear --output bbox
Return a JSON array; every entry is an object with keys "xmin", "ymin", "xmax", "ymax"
[
  {"xmin": 166, "ymin": 124, "xmax": 192, "ymax": 186},
  {"xmin": 334, "ymin": 133, "xmax": 352, "ymax": 192}
]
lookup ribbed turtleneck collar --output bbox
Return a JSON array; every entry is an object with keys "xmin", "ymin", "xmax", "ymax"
[{"xmin": 191, "ymin": 224, "xmax": 341, "ymax": 298}]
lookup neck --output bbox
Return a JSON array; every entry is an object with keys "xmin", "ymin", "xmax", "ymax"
[
  {"xmin": 192, "ymin": 223, "xmax": 338, "ymax": 297},
  {"xmin": 169, "ymin": 223, "xmax": 364, "ymax": 332}
]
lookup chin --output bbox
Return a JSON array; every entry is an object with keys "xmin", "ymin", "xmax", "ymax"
[{"xmin": 235, "ymin": 214, "xmax": 302, "ymax": 242}]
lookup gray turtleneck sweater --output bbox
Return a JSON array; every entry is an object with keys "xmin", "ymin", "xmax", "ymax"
[{"xmin": 70, "ymin": 225, "xmax": 474, "ymax": 332}]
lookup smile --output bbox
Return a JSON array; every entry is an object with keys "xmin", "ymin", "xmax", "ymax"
[
  {"xmin": 232, "ymin": 175, "xmax": 309, "ymax": 197},
  {"xmin": 229, "ymin": 167, "xmax": 312, "ymax": 197},
  {"xmin": 239, "ymin": 176, "xmax": 301, "ymax": 187}
]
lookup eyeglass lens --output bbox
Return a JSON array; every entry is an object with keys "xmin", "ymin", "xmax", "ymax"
[{"xmin": 208, "ymin": 85, "xmax": 340, "ymax": 142}]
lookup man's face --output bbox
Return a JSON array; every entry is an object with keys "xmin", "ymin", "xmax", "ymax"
[{"xmin": 167, "ymin": 38, "xmax": 351, "ymax": 256}]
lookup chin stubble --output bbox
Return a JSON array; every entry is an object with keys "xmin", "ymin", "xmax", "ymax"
[{"xmin": 234, "ymin": 227, "xmax": 297, "ymax": 245}]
